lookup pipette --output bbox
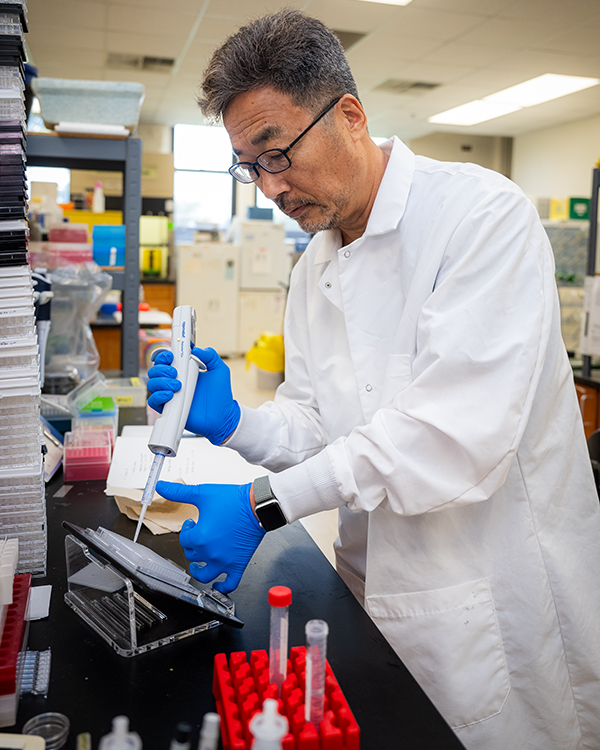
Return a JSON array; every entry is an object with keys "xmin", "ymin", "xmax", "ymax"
[
  {"xmin": 268, "ymin": 586, "xmax": 292, "ymax": 696},
  {"xmin": 133, "ymin": 305, "xmax": 206, "ymax": 543},
  {"xmin": 304, "ymin": 619, "xmax": 329, "ymax": 730}
]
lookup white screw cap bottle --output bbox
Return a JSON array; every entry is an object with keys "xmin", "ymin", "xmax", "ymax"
[
  {"xmin": 249, "ymin": 699, "xmax": 288, "ymax": 749},
  {"xmin": 98, "ymin": 716, "xmax": 142, "ymax": 750}
]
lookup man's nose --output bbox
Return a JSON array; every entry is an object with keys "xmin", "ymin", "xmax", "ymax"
[{"xmin": 257, "ymin": 170, "xmax": 290, "ymax": 202}]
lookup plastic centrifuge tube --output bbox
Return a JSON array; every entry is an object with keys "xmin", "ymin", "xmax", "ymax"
[
  {"xmin": 304, "ymin": 619, "xmax": 329, "ymax": 730},
  {"xmin": 197, "ymin": 713, "xmax": 220, "ymax": 750},
  {"xmin": 268, "ymin": 586, "xmax": 292, "ymax": 695},
  {"xmin": 249, "ymin": 698, "xmax": 288, "ymax": 749}
]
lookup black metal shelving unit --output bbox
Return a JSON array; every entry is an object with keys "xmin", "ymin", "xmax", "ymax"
[
  {"xmin": 582, "ymin": 167, "xmax": 600, "ymax": 378},
  {"xmin": 26, "ymin": 133, "xmax": 142, "ymax": 376}
]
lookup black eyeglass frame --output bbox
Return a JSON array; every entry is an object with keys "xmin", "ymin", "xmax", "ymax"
[{"xmin": 228, "ymin": 96, "xmax": 342, "ymax": 184}]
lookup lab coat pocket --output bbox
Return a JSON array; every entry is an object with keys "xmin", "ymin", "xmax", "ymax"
[
  {"xmin": 380, "ymin": 354, "xmax": 413, "ymax": 408},
  {"xmin": 366, "ymin": 578, "xmax": 510, "ymax": 729}
]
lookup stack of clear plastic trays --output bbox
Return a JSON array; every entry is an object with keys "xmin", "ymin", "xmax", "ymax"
[{"xmin": 0, "ymin": 279, "xmax": 47, "ymax": 576}]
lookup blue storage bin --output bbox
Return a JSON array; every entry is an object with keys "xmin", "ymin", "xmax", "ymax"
[{"xmin": 92, "ymin": 225, "xmax": 125, "ymax": 267}]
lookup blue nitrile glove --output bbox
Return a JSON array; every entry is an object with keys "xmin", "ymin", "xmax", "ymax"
[
  {"xmin": 156, "ymin": 481, "xmax": 266, "ymax": 595},
  {"xmin": 147, "ymin": 347, "xmax": 241, "ymax": 445}
]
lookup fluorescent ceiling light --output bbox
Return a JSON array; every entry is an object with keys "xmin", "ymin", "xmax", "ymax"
[
  {"xmin": 484, "ymin": 74, "xmax": 600, "ymax": 107},
  {"xmin": 429, "ymin": 101, "xmax": 521, "ymax": 126},
  {"xmin": 352, "ymin": 0, "xmax": 414, "ymax": 6},
  {"xmin": 428, "ymin": 73, "xmax": 600, "ymax": 126}
]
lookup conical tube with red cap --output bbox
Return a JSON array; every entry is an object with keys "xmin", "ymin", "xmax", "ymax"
[{"xmin": 268, "ymin": 586, "xmax": 292, "ymax": 695}]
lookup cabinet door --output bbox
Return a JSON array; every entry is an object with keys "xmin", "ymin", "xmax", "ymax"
[
  {"xmin": 142, "ymin": 283, "xmax": 175, "ymax": 316},
  {"xmin": 575, "ymin": 383, "xmax": 599, "ymax": 439}
]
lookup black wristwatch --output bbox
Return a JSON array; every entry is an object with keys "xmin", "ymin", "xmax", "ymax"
[{"xmin": 253, "ymin": 475, "xmax": 288, "ymax": 531}]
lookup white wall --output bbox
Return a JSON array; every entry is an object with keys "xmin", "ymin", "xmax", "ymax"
[
  {"xmin": 511, "ymin": 115, "xmax": 600, "ymax": 200},
  {"xmin": 409, "ymin": 132, "xmax": 512, "ymax": 177}
]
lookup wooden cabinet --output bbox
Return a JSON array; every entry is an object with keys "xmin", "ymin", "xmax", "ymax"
[
  {"xmin": 575, "ymin": 382, "xmax": 599, "ymax": 439},
  {"xmin": 142, "ymin": 282, "xmax": 175, "ymax": 317}
]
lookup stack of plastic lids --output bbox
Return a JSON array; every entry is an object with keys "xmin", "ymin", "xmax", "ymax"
[{"xmin": 0, "ymin": 2, "xmax": 47, "ymax": 577}]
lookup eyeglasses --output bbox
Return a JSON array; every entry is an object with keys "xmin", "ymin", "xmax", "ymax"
[{"xmin": 228, "ymin": 97, "xmax": 341, "ymax": 184}]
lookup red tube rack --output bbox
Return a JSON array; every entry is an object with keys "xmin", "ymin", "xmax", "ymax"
[
  {"xmin": 0, "ymin": 574, "xmax": 31, "ymax": 696},
  {"xmin": 213, "ymin": 646, "xmax": 360, "ymax": 750}
]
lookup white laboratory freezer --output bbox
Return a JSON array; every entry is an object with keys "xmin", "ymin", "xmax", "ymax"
[
  {"xmin": 176, "ymin": 243, "xmax": 240, "ymax": 356},
  {"xmin": 238, "ymin": 291, "xmax": 287, "ymax": 354},
  {"xmin": 236, "ymin": 220, "xmax": 292, "ymax": 291}
]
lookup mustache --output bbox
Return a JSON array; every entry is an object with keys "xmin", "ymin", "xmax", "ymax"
[{"xmin": 275, "ymin": 196, "xmax": 317, "ymax": 213}]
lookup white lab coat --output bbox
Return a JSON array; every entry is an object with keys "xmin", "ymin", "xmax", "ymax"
[{"xmin": 227, "ymin": 137, "xmax": 600, "ymax": 749}]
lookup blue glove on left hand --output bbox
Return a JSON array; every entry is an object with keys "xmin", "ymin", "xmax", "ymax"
[
  {"xmin": 156, "ymin": 480, "xmax": 266, "ymax": 595},
  {"xmin": 147, "ymin": 347, "xmax": 241, "ymax": 445}
]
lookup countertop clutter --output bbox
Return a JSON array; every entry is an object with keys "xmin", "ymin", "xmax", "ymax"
[{"xmin": 15, "ymin": 473, "xmax": 465, "ymax": 750}]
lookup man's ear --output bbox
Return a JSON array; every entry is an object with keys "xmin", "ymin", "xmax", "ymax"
[{"xmin": 338, "ymin": 95, "xmax": 368, "ymax": 143}]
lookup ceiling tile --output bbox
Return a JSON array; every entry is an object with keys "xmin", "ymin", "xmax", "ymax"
[
  {"xmin": 27, "ymin": 0, "xmax": 106, "ymax": 30},
  {"xmin": 108, "ymin": 5, "xmax": 198, "ymax": 38},
  {"xmin": 197, "ymin": 15, "xmax": 244, "ymax": 42},
  {"xmin": 489, "ymin": 50, "xmax": 600, "ymax": 79},
  {"xmin": 107, "ymin": 32, "xmax": 183, "ymax": 59},
  {"xmin": 388, "ymin": 61, "xmax": 477, "ymax": 86},
  {"xmin": 416, "ymin": 0, "xmax": 513, "ymax": 14},
  {"xmin": 33, "ymin": 64, "xmax": 104, "ymax": 82},
  {"xmin": 31, "ymin": 48, "xmax": 106, "ymax": 69},
  {"xmin": 422, "ymin": 42, "xmax": 511, "ymax": 68},
  {"xmin": 22, "ymin": 0, "xmax": 600, "ymax": 140},
  {"xmin": 303, "ymin": 0, "xmax": 402, "ymax": 34},
  {"xmin": 347, "ymin": 34, "xmax": 442, "ymax": 67},
  {"xmin": 498, "ymin": 0, "xmax": 600, "ymax": 26},
  {"xmin": 532, "ymin": 28, "xmax": 600, "ymax": 58},
  {"xmin": 459, "ymin": 18, "xmax": 569, "ymax": 48},
  {"xmin": 107, "ymin": 0, "xmax": 209, "ymax": 10},
  {"xmin": 28, "ymin": 26, "xmax": 105, "ymax": 54},
  {"xmin": 101, "ymin": 69, "xmax": 172, "ymax": 90},
  {"xmin": 379, "ymin": 6, "xmax": 487, "ymax": 42}
]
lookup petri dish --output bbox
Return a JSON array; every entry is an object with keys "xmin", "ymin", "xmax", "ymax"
[{"xmin": 22, "ymin": 712, "xmax": 70, "ymax": 749}]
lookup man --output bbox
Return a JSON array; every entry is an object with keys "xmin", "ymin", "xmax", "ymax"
[{"xmin": 148, "ymin": 10, "xmax": 600, "ymax": 749}]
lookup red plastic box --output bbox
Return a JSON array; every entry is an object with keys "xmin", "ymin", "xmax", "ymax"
[
  {"xmin": 213, "ymin": 647, "xmax": 360, "ymax": 750},
  {"xmin": 0, "ymin": 575, "xmax": 31, "ymax": 697}
]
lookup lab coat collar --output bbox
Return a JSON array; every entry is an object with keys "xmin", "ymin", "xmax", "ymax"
[{"xmin": 313, "ymin": 136, "xmax": 415, "ymax": 266}]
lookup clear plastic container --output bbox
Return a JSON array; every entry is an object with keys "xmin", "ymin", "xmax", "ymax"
[
  {"xmin": 0, "ymin": 65, "xmax": 23, "ymax": 90},
  {"xmin": 105, "ymin": 377, "xmax": 147, "ymax": 407},
  {"xmin": 63, "ymin": 429, "xmax": 112, "ymax": 481},
  {"xmin": 48, "ymin": 224, "xmax": 89, "ymax": 243},
  {"xmin": 32, "ymin": 78, "xmax": 145, "ymax": 132},
  {"xmin": 0, "ymin": 13, "xmax": 23, "ymax": 37},
  {"xmin": 23, "ymin": 712, "xmax": 70, "ymax": 749},
  {"xmin": 0, "ymin": 100, "xmax": 25, "ymax": 122},
  {"xmin": 47, "ymin": 242, "xmax": 93, "ymax": 267},
  {"xmin": 66, "ymin": 371, "xmax": 107, "ymax": 415}
]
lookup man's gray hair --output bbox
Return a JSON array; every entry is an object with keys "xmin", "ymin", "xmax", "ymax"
[{"xmin": 199, "ymin": 9, "xmax": 360, "ymax": 121}]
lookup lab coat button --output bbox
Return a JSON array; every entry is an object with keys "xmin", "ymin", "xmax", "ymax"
[
  {"xmin": 344, "ymin": 250, "xmax": 351, "ymax": 258},
  {"xmin": 325, "ymin": 282, "xmax": 332, "ymax": 289},
  {"xmin": 366, "ymin": 384, "xmax": 373, "ymax": 392}
]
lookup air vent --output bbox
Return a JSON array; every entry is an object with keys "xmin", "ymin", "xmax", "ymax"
[
  {"xmin": 332, "ymin": 29, "xmax": 366, "ymax": 51},
  {"xmin": 374, "ymin": 79, "xmax": 441, "ymax": 95},
  {"xmin": 106, "ymin": 52, "xmax": 175, "ymax": 73}
]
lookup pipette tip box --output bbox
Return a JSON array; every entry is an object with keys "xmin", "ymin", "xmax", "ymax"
[
  {"xmin": 213, "ymin": 647, "xmax": 360, "ymax": 750},
  {"xmin": 63, "ymin": 429, "xmax": 111, "ymax": 481}
]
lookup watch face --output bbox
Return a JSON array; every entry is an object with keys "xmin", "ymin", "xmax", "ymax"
[{"xmin": 256, "ymin": 499, "xmax": 287, "ymax": 531}]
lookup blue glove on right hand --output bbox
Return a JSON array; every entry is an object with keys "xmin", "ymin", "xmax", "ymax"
[
  {"xmin": 157, "ymin": 480, "xmax": 266, "ymax": 595},
  {"xmin": 147, "ymin": 347, "xmax": 241, "ymax": 445}
]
